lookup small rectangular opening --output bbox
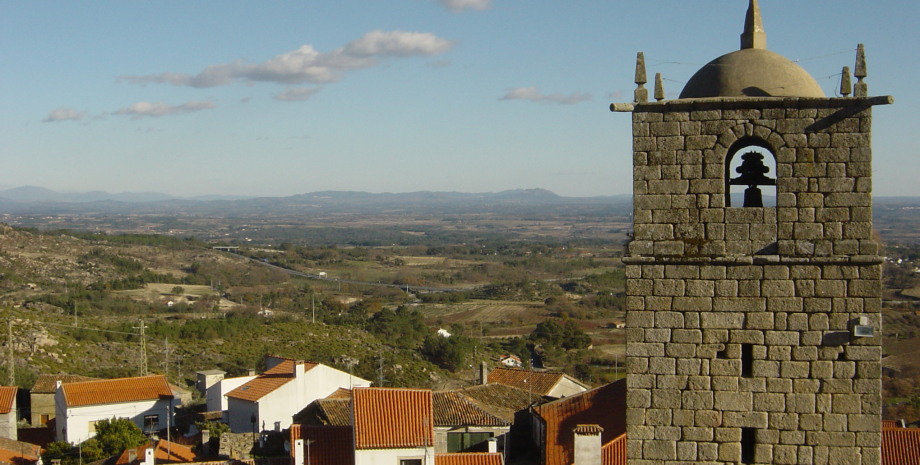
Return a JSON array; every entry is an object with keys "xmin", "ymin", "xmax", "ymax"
[
  {"xmin": 741, "ymin": 428, "xmax": 756, "ymax": 463},
  {"xmin": 741, "ymin": 344, "xmax": 753, "ymax": 378}
]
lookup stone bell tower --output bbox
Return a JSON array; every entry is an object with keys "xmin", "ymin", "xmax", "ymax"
[{"xmin": 611, "ymin": 1, "xmax": 893, "ymax": 464}]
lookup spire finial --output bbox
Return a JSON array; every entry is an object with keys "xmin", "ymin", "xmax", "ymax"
[
  {"xmin": 840, "ymin": 66, "xmax": 852, "ymax": 97},
  {"xmin": 854, "ymin": 44, "xmax": 868, "ymax": 97},
  {"xmin": 740, "ymin": 0, "xmax": 767, "ymax": 50},
  {"xmin": 634, "ymin": 52, "xmax": 648, "ymax": 103},
  {"xmin": 654, "ymin": 73, "xmax": 664, "ymax": 102}
]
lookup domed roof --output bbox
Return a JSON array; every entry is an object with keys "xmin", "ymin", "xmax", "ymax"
[
  {"xmin": 679, "ymin": 48, "xmax": 825, "ymax": 98},
  {"xmin": 678, "ymin": 0, "xmax": 825, "ymax": 99}
]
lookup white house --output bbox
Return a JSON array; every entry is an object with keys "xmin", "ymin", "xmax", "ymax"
[
  {"xmin": 205, "ymin": 374, "xmax": 257, "ymax": 415},
  {"xmin": 0, "ymin": 386, "xmax": 17, "ymax": 440},
  {"xmin": 225, "ymin": 356, "xmax": 370, "ymax": 434},
  {"xmin": 498, "ymin": 355, "xmax": 522, "ymax": 368},
  {"xmin": 55, "ymin": 375, "xmax": 178, "ymax": 444}
]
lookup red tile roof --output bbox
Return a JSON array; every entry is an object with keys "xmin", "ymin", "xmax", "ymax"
[
  {"xmin": 433, "ymin": 391, "xmax": 507, "ymax": 427},
  {"xmin": 434, "ymin": 453, "xmax": 503, "ymax": 465},
  {"xmin": 883, "ymin": 420, "xmax": 902, "ymax": 429},
  {"xmin": 115, "ymin": 440, "xmax": 197, "ymax": 465},
  {"xmin": 60, "ymin": 375, "xmax": 174, "ymax": 408},
  {"xmin": 226, "ymin": 360, "xmax": 318, "ymax": 402},
  {"xmin": 290, "ymin": 425, "xmax": 354, "ymax": 465},
  {"xmin": 31, "ymin": 374, "xmax": 97, "ymax": 394},
  {"xmin": 294, "ymin": 399, "xmax": 352, "ymax": 427},
  {"xmin": 602, "ymin": 433, "xmax": 627, "ymax": 465},
  {"xmin": 0, "ymin": 438, "xmax": 41, "ymax": 465},
  {"xmin": 0, "ymin": 387, "xmax": 16, "ymax": 414},
  {"xmin": 325, "ymin": 388, "xmax": 352, "ymax": 399},
  {"xmin": 456, "ymin": 384, "xmax": 535, "ymax": 422},
  {"xmin": 353, "ymin": 388, "xmax": 433, "ymax": 450},
  {"xmin": 532, "ymin": 379, "xmax": 627, "ymax": 465},
  {"xmin": 883, "ymin": 427, "xmax": 920, "ymax": 465},
  {"xmin": 487, "ymin": 367, "xmax": 571, "ymax": 397}
]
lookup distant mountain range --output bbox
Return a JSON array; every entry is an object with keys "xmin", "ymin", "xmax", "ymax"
[{"xmin": 0, "ymin": 186, "xmax": 633, "ymax": 216}]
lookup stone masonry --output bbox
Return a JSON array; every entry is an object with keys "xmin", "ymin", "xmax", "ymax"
[{"xmin": 623, "ymin": 96, "xmax": 892, "ymax": 465}]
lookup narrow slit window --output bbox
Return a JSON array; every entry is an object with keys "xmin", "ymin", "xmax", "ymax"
[
  {"xmin": 741, "ymin": 344, "xmax": 754, "ymax": 378},
  {"xmin": 741, "ymin": 428, "xmax": 756, "ymax": 463}
]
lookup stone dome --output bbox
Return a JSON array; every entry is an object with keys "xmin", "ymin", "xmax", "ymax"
[{"xmin": 679, "ymin": 48, "xmax": 825, "ymax": 99}]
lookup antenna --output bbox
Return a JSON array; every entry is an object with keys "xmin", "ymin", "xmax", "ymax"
[
  {"xmin": 377, "ymin": 350, "xmax": 386, "ymax": 387},
  {"xmin": 7, "ymin": 320, "xmax": 13, "ymax": 385},
  {"xmin": 133, "ymin": 319, "xmax": 148, "ymax": 376}
]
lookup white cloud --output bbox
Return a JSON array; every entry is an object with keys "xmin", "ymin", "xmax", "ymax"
[
  {"xmin": 43, "ymin": 107, "xmax": 87, "ymax": 123},
  {"xmin": 274, "ymin": 87, "xmax": 322, "ymax": 102},
  {"xmin": 438, "ymin": 0, "xmax": 491, "ymax": 12},
  {"xmin": 112, "ymin": 100, "xmax": 215, "ymax": 120},
  {"xmin": 500, "ymin": 87, "xmax": 593, "ymax": 105},
  {"xmin": 120, "ymin": 30, "xmax": 455, "ymax": 88}
]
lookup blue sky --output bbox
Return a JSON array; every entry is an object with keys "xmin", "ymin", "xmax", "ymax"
[{"xmin": 1, "ymin": 0, "xmax": 917, "ymax": 198}]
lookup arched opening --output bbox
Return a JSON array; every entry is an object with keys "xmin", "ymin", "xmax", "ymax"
[{"xmin": 725, "ymin": 137, "xmax": 777, "ymax": 207}]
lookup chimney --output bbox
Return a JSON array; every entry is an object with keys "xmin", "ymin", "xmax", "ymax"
[
  {"xmin": 248, "ymin": 369, "xmax": 256, "ymax": 376},
  {"xmin": 487, "ymin": 438, "xmax": 497, "ymax": 454},
  {"xmin": 293, "ymin": 439, "xmax": 304, "ymax": 465},
  {"xmin": 201, "ymin": 430, "xmax": 210, "ymax": 456},
  {"xmin": 144, "ymin": 448, "xmax": 154, "ymax": 465},
  {"xmin": 128, "ymin": 450, "xmax": 137, "ymax": 463},
  {"xmin": 573, "ymin": 425, "xmax": 603, "ymax": 465},
  {"xmin": 295, "ymin": 362, "xmax": 305, "ymax": 378},
  {"xmin": 480, "ymin": 361, "xmax": 489, "ymax": 386}
]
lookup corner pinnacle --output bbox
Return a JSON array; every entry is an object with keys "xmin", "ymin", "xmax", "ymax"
[{"xmin": 741, "ymin": 0, "xmax": 767, "ymax": 50}]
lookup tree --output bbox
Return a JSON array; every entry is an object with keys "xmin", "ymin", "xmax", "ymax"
[
  {"xmin": 171, "ymin": 286, "xmax": 185, "ymax": 296},
  {"xmin": 94, "ymin": 418, "xmax": 149, "ymax": 456}
]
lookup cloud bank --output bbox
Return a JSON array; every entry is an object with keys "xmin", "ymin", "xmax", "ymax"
[
  {"xmin": 112, "ymin": 100, "xmax": 215, "ymax": 119},
  {"xmin": 43, "ymin": 107, "xmax": 87, "ymax": 123},
  {"xmin": 120, "ymin": 30, "xmax": 455, "ymax": 89},
  {"xmin": 438, "ymin": 0, "xmax": 491, "ymax": 12},
  {"xmin": 500, "ymin": 87, "xmax": 592, "ymax": 105}
]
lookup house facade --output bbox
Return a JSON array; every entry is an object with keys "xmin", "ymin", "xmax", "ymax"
[
  {"xmin": 54, "ymin": 375, "xmax": 177, "ymax": 444},
  {"xmin": 225, "ymin": 357, "xmax": 370, "ymax": 434},
  {"xmin": 205, "ymin": 374, "xmax": 256, "ymax": 415},
  {"xmin": 487, "ymin": 367, "xmax": 589, "ymax": 399}
]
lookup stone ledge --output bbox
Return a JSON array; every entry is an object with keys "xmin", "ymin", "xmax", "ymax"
[
  {"xmin": 622, "ymin": 254, "xmax": 883, "ymax": 265},
  {"xmin": 610, "ymin": 96, "xmax": 894, "ymax": 113}
]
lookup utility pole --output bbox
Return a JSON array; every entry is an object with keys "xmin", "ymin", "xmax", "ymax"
[
  {"xmin": 377, "ymin": 350, "xmax": 386, "ymax": 387},
  {"xmin": 311, "ymin": 294, "xmax": 315, "ymax": 324},
  {"xmin": 7, "ymin": 320, "xmax": 13, "ymax": 385},
  {"xmin": 164, "ymin": 337, "xmax": 170, "ymax": 383},
  {"xmin": 134, "ymin": 319, "xmax": 148, "ymax": 376}
]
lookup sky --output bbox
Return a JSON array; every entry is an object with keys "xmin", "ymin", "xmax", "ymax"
[{"xmin": 2, "ymin": 0, "xmax": 918, "ymax": 198}]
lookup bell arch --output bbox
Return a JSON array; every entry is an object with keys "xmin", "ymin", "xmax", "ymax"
[{"xmin": 724, "ymin": 136, "xmax": 777, "ymax": 207}]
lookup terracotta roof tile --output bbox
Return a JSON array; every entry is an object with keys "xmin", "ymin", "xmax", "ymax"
[
  {"xmin": 61, "ymin": 375, "xmax": 173, "ymax": 408},
  {"xmin": 0, "ymin": 438, "xmax": 41, "ymax": 464},
  {"xmin": 115, "ymin": 440, "xmax": 197, "ymax": 465},
  {"xmin": 433, "ymin": 391, "xmax": 507, "ymax": 427},
  {"xmin": 313, "ymin": 399, "xmax": 352, "ymax": 426},
  {"xmin": 32, "ymin": 374, "xmax": 97, "ymax": 394},
  {"xmin": 883, "ymin": 427, "xmax": 920, "ymax": 465},
  {"xmin": 226, "ymin": 360, "xmax": 318, "ymax": 402},
  {"xmin": 487, "ymin": 367, "xmax": 565, "ymax": 397},
  {"xmin": 532, "ymin": 380, "xmax": 626, "ymax": 465},
  {"xmin": 456, "ymin": 384, "xmax": 535, "ymax": 422},
  {"xmin": 353, "ymin": 388, "xmax": 433, "ymax": 450},
  {"xmin": 325, "ymin": 388, "xmax": 352, "ymax": 399},
  {"xmin": 290, "ymin": 425, "xmax": 354, "ymax": 465},
  {"xmin": 434, "ymin": 453, "xmax": 503, "ymax": 465},
  {"xmin": 883, "ymin": 420, "xmax": 902, "ymax": 429},
  {"xmin": 0, "ymin": 387, "xmax": 16, "ymax": 414},
  {"xmin": 602, "ymin": 433, "xmax": 627, "ymax": 465}
]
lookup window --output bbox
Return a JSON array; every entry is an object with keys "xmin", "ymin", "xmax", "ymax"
[
  {"xmin": 447, "ymin": 432, "xmax": 493, "ymax": 453},
  {"xmin": 725, "ymin": 138, "xmax": 776, "ymax": 208},
  {"xmin": 741, "ymin": 428, "xmax": 756, "ymax": 463},
  {"xmin": 40, "ymin": 414, "xmax": 50, "ymax": 426},
  {"xmin": 741, "ymin": 344, "xmax": 754, "ymax": 378},
  {"xmin": 144, "ymin": 414, "xmax": 159, "ymax": 433},
  {"xmin": 399, "ymin": 459, "xmax": 422, "ymax": 465}
]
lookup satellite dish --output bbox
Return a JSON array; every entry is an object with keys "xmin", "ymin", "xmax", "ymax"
[{"xmin": 284, "ymin": 441, "xmax": 291, "ymax": 452}]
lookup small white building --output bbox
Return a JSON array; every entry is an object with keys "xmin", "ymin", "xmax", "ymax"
[
  {"xmin": 0, "ymin": 386, "xmax": 17, "ymax": 440},
  {"xmin": 225, "ymin": 356, "xmax": 371, "ymax": 434},
  {"xmin": 195, "ymin": 370, "xmax": 226, "ymax": 396},
  {"xmin": 205, "ymin": 374, "xmax": 257, "ymax": 415},
  {"xmin": 55, "ymin": 375, "xmax": 178, "ymax": 444},
  {"xmin": 498, "ymin": 355, "xmax": 522, "ymax": 368}
]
